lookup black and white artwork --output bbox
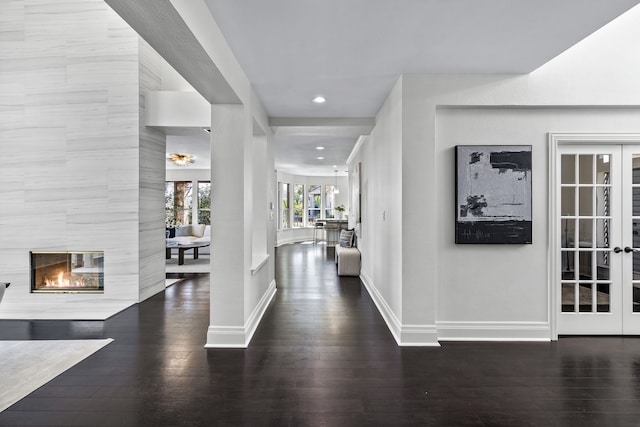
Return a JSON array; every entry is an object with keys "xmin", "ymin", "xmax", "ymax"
[{"xmin": 455, "ymin": 145, "xmax": 532, "ymax": 244}]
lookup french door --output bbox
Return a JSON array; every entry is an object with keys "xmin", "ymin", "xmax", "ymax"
[{"xmin": 558, "ymin": 144, "xmax": 640, "ymax": 334}]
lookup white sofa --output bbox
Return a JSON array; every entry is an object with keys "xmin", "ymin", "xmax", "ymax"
[{"xmin": 166, "ymin": 224, "xmax": 211, "ymax": 255}]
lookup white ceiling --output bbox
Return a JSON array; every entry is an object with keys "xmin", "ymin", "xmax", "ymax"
[
  {"xmin": 204, "ymin": 0, "xmax": 640, "ymax": 117},
  {"xmin": 108, "ymin": 0, "xmax": 640, "ymax": 176},
  {"xmin": 201, "ymin": 0, "xmax": 639, "ymax": 176}
]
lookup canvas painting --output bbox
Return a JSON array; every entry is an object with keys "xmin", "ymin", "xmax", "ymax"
[{"xmin": 455, "ymin": 145, "xmax": 532, "ymax": 244}]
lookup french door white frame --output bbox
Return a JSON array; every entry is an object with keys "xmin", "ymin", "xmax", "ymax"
[{"xmin": 549, "ymin": 133, "xmax": 640, "ymax": 340}]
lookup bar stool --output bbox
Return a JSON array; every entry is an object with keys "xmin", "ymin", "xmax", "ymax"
[
  {"xmin": 313, "ymin": 221, "xmax": 325, "ymax": 244},
  {"xmin": 324, "ymin": 221, "xmax": 339, "ymax": 246}
]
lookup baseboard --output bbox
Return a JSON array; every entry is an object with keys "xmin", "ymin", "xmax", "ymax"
[
  {"xmin": 204, "ymin": 280, "xmax": 277, "ymax": 348},
  {"xmin": 437, "ymin": 321, "xmax": 551, "ymax": 341},
  {"xmin": 360, "ymin": 270, "xmax": 401, "ymax": 342},
  {"xmin": 276, "ymin": 237, "xmax": 306, "ymax": 247},
  {"xmin": 360, "ymin": 270, "xmax": 439, "ymax": 347},
  {"xmin": 399, "ymin": 324, "xmax": 440, "ymax": 346},
  {"xmin": 244, "ymin": 280, "xmax": 277, "ymax": 345}
]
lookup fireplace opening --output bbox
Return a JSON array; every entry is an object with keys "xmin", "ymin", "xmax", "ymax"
[{"xmin": 31, "ymin": 252, "xmax": 104, "ymax": 293}]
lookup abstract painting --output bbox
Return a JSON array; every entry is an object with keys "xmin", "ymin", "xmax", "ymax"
[{"xmin": 455, "ymin": 145, "xmax": 532, "ymax": 244}]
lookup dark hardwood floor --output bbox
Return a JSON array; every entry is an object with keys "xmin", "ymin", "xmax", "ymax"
[{"xmin": 2, "ymin": 243, "xmax": 640, "ymax": 426}]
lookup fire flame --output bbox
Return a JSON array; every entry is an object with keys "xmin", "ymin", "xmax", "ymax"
[{"xmin": 43, "ymin": 271, "xmax": 86, "ymax": 288}]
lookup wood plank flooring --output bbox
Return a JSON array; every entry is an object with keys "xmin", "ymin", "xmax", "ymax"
[{"xmin": 2, "ymin": 243, "xmax": 640, "ymax": 425}]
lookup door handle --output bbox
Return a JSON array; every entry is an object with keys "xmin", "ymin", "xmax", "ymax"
[
  {"xmin": 614, "ymin": 247, "xmax": 623, "ymax": 253},
  {"xmin": 624, "ymin": 247, "xmax": 637, "ymax": 253}
]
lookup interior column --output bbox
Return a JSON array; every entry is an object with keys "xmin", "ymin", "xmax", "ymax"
[{"xmin": 206, "ymin": 104, "xmax": 252, "ymax": 347}]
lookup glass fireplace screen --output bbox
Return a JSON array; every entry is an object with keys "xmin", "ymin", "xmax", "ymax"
[{"xmin": 31, "ymin": 251, "xmax": 104, "ymax": 293}]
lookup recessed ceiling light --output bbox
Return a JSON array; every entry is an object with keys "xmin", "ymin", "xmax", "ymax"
[
  {"xmin": 317, "ymin": 157, "xmax": 324, "ymax": 160},
  {"xmin": 316, "ymin": 146, "xmax": 325, "ymax": 150},
  {"xmin": 312, "ymin": 96, "xmax": 326, "ymax": 104},
  {"xmin": 332, "ymin": 165, "xmax": 337, "ymax": 168}
]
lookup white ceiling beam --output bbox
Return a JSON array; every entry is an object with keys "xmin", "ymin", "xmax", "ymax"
[{"xmin": 270, "ymin": 117, "xmax": 375, "ymax": 137}]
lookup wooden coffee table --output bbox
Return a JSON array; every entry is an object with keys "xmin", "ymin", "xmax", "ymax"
[{"xmin": 166, "ymin": 242, "xmax": 210, "ymax": 265}]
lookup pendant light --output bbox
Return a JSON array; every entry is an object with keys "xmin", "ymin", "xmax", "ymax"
[{"xmin": 334, "ymin": 169, "xmax": 340, "ymax": 194}]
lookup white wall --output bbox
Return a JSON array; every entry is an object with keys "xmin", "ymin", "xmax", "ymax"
[
  {"xmin": 348, "ymin": 79, "xmax": 404, "ymax": 338},
  {"xmin": 436, "ymin": 107, "xmax": 640, "ymax": 326},
  {"xmin": 0, "ymin": 0, "xmax": 166, "ymax": 318},
  {"xmin": 145, "ymin": 91, "xmax": 210, "ymax": 128},
  {"xmin": 353, "ymin": 4, "xmax": 640, "ymax": 344},
  {"xmin": 138, "ymin": 38, "xmax": 167, "ymax": 302},
  {"xmin": 166, "ymin": 168, "xmax": 211, "ymax": 182}
]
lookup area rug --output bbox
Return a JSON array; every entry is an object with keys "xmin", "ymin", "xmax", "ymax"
[
  {"xmin": 0, "ymin": 339, "xmax": 113, "ymax": 412},
  {"xmin": 166, "ymin": 254, "xmax": 210, "ymax": 274}
]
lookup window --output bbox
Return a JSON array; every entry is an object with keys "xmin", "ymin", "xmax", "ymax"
[
  {"xmin": 325, "ymin": 184, "xmax": 337, "ymax": 219},
  {"xmin": 281, "ymin": 182, "xmax": 290, "ymax": 229},
  {"xmin": 165, "ymin": 181, "xmax": 192, "ymax": 226},
  {"xmin": 293, "ymin": 184, "xmax": 304, "ymax": 228},
  {"xmin": 307, "ymin": 184, "xmax": 321, "ymax": 224},
  {"xmin": 197, "ymin": 181, "xmax": 211, "ymax": 225}
]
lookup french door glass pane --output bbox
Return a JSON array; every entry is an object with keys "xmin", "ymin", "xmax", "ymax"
[
  {"xmin": 561, "ymin": 188, "xmax": 575, "ymax": 216},
  {"xmin": 596, "ymin": 155, "xmax": 611, "ymax": 183},
  {"xmin": 562, "ymin": 283, "xmax": 576, "ymax": 312},
  {"xmin": 579, "ymin": 219, "xmax": 593, "ymax": 248},
  {"xmin": 561, "ymin": 219, "xmax": 576, "ymax": 248},
  {"xmin": 561, "ymin": 155, "xmax": 576, "ymax": 184},
  {"xmin": 578, "ymin": 251, "xmax": 592, "ymax": 280},
  {"xmin": 562, "ymin": 251, "xmax": 575, "ymax": 280},
  {"xmin": 579, "ymin": 283, "xmax": 593, "ymax": 312},
  {"xmin": 596, "ymin": 252, "xmax": 610, "ymax": 280},
  {"xmin": 579, "ymin": 187, "xmax": 593, "ymax": 216},
  {"xmin": 596, "ymin": 187, "xmax": 611, "ymax": 216},
  {"xmin": 632, "ymin": 155, "xmax": 640, "ymax": 184},
  {"xmin": 633, "ymin": 188, "xmax": 640, "ymax": 216},
  {"xmin": 596, "ymin": 219, "xmax": 610, "ymax": 248},
  {"xmin": 579, "ymin": 155, "xmax": 593, "ymax": 184},
  {"xmin": 597, "ymin": 283, "xmax": 610, "ymax": 312}
]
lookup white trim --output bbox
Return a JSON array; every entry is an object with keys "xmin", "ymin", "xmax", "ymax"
[
  {"xmin": 204, "ymin": 325, "xmax": 246, "ymax": 348},
  {"xmin": 244, "ymin": 279, "xmax": 277, "ymax": 345},
  {"xmin": 346, "ymin": 135, "xmax": 368, "ymax": 166},
  {"xmin": 548, "ymin": 133, "xmax": 640, "ymax": 146},
  {"xmin": 360, "ymin": 270, "xmax": 440, "ymax": 346},
  {"xmin": 251, "ymin": 253, "xmax": 269, "ymax": 275},
  {"xmin": 437, "ymin": 321, "xmax": 551, "ymax": 341},
  {"xmin": 276, "ymin": 237, "xmax": 313, "ymax": 247},
  {"xmin": 360, "ymin": 270, "xmax": 401, "ymax": 343},
  {"xmin": 399, "ymin": 324, "xmax": 440, "ymax": 347},
  {"xmin": 205, "ymin": 280, "xmax": 277, "ymax": 348},
  {"xmin": 548, "ymin": 133, "xmax": 560, "ymax": 340},
  {"xmin": 548, "ymin": 133, "xmax": 640, "ymax": 339}
]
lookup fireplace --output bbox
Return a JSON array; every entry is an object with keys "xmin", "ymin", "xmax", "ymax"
[{"xmin": 31, "ymin": 251, "xmax": 104, "ymax": 293}]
